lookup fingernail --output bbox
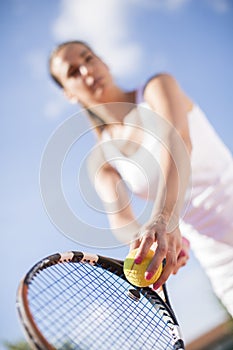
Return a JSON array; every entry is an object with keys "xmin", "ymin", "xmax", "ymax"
[
  {"xmin": 134, "ymin": 256, "xmax": 142, "ymax": 264},
  {"xmin": 179, "ymin": 249, "xmax": 186, "ymax": 258},
  {"xmin": 145, "ymin": 272, "xmax": 153, "ymax": 280},
  {"xmin": 153, "ymin": 282, "xmax": 160, "ymax": 290},
  {"xmin": 182, "ymin": 237, "xmax": 190, "ymax": 247}
]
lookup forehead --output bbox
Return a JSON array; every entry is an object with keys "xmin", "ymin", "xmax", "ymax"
[
  {"xmin": 58, "ymin": 43, "xmax": 91, "ymax": 61},
  {"xmin": 51, "ymin": 44, "xmax": 92, "ymax": 79}
]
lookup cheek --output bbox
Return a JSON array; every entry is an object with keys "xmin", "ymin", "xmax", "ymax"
[
  {"xmin": 67, "ymin": 78, "xmax": 82, "ymax": 90},
  {"xmin": 66, "ymin": 79, "xmax": 89, "ymax": 96},
  {"xmin": 95, "ymin": 60, "xmax": 110, "ymax": 75}
]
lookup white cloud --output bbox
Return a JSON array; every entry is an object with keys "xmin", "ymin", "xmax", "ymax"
[
  {"xmin": 51, "ymin": 0, "xmax": 143, "ymax": 77},
  {"xmin": 130, "ymin": 0, "xmax": 231, "ymax": 13},
  {"xmin": 206, "ymin": 0, "xmax": 231, "ymax": 13},
  {"xmin": 129, "ymin": 0, "xmax": 190, "ymax": 11}
]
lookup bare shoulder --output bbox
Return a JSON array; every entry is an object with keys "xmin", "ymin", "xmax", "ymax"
[
  {"xmin": 144, "ymin": 73, "xmax": 181, "ymax": 97},
  {"xmin": 146, "ymin": 72, "xmax": 177, "ymax": 84},
  {"xmin": 143, "ymin": 73, "xmax": 193, "ymax": 113}
]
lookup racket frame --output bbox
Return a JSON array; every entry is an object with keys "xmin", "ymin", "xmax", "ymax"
[{"xmin": 17, "ymin": 251, "xmax": 185, "ymax": 350}]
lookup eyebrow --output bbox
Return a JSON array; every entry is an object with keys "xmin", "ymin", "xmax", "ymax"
[{"xmin": 80, "ymin": 49, "xmax": 88, "ymax": 57}]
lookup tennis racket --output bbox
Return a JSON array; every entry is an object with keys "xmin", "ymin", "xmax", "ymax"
[{"xmin": 16, "ymin": 251, "xmax": 185, "ymax": 350}]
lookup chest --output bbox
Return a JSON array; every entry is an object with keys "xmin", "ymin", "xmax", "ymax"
[{"xmin": 105, "ymin": 115, "xmax": 144, "ymax": 157}]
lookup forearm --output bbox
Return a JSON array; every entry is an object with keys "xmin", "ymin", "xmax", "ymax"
[
  {"xmin": 105, "ymin": 192, "xmax": 141, "ymax": 244},
  {"xmin": 151, "ymin": 130, "xmax": 191, "ymax": 232},
  {"xmin": 92, "ymin": 160, "xmax": 140, "ymax": 244},
  {"xmin": 143, "ymin": 75, "xmax": 192, "ymax": 231}
]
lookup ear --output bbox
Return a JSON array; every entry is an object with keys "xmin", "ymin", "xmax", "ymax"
[{"xmin": 63, "ymin": 90, "xmax": 79, "ymax": 104}]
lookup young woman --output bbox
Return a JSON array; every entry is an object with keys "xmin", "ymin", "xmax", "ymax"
[{"xmin": 49, "ymin": 40, "xmax": 233, "ymax": 316}]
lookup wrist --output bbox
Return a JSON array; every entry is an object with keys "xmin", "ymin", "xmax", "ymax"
[{"xmin": 151, "ymin": 211, "xmax": 179, "ymax": 232}]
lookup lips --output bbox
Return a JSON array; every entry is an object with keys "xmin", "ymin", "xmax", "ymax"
[
  {"xmin": 85, "ymin": 76, "xmax": 94, "ymax": 86},
  {"xmin": 91, "ymin": 78, "xmax": 105, "ymax": 96},
  {"xmin": 85, "ymin": 76, "xmax": 104, "ymax": 97}
]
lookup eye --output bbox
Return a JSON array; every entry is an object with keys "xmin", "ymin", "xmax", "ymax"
[
  {"xmin": 85, "ymin": 54, "xmax": 94, "ymax": 63},
  {"xmin": 68, "ymin": 67, "xmax": 80, "ymax": 78}
]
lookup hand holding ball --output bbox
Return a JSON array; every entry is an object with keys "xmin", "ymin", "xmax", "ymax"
[{"xmin": 123, "ymin": 248, "xmax": 163, "ymax": 287}]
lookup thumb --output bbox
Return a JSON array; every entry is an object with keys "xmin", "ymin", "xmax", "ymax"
[{"xmin": 130, "ymin": 238, "xmax": 141, "ymax": 251}]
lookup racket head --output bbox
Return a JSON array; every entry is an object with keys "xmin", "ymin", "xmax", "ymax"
[{"xmin": 17, "ymin": 251, "xmax": 185, "ymax": 350}]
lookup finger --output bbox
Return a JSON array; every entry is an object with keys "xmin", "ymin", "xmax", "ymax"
[
  {"xmin": 177, "ymin": 243, "xmax": 190, "ymax": 266},
  {"xmin": 134, "ymin": 231, "xmax": 154, "ymax": 264},
  {"xmin": 145, "ymin": 233, "xmax": 168, "ymax": 280},
  {"xmin": 182, "ymin": 236, "xmax": 190, "ymax": 248},
  {"xmin": 130, "ymin": 238, "xmax": 140, "ymax": 251},
  {"xmin": 173, "ymin": 246, "xmax": 190, "ymax": 274},
  {"xmin": 173, "ymin": 257, "xmax": 187, "ymax": 274},
  {"xmin": 152, "ymin": 248, "xmax": 177, "ymax": 290},
  {"xmin": 178, "ymin": 248, "xmax": 189, "ymax": 260}
]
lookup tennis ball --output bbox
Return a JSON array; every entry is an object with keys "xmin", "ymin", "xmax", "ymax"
[{"xmin": 123, "ymin": 248, "xmax": 163, "ymax": 287}]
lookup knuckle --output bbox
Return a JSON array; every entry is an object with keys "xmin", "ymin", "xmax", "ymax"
[
  {"xmin": 158, "ymin": 244, "xmax": 167, "ymax": 256},
  {"xmin": 167, "ymin": 254, "xmax": 177, "ymax": 268},
  {"xmin": 143, "ymin": 234, "xmax": 154, "ymax": 245},
  {"xmin": 170, "ymin": 258, "xmax": 177, "ymax": 268},
  {"xmin": 177, "ymin": 242, "xmax": 182, "ymax": 252}
]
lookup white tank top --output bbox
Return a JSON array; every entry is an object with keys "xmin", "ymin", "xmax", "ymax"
[{"xmin": 100, "ymin": 88, "xmax": 233, "ymax": 245}]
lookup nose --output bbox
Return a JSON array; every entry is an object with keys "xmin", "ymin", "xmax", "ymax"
[{"xmin": 79, "ymin": 65, "xmax": 94, "ymax": 86}]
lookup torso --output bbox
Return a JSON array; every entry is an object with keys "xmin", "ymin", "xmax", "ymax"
[
  {"xmin": 102, "ymin": 85, "xmax": 193, "ymax": 157},
  {"xmin": 100, "ymin": 87, "xmax": 233, "ymax": 245},
  {"xmin": 103, "ymin": 106, "xmax": 144, "ymax": 156}
]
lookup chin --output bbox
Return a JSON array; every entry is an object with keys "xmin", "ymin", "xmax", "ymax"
[{"xmin": 94, "ymin": 87, "xmax": 107, "ymax": 102}]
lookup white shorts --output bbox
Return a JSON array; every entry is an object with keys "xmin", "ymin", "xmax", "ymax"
[{"xmin": 180, "ymin": 222, "xmax": 233, "ymax": 317}]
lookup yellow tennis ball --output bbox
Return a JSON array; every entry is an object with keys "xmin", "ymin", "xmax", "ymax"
[{"xmin": 123, "ymin": 248, "xmax": 163, "ymax": 287}]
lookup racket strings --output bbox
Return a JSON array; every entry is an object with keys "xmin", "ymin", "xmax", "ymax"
[
  {"xmin": 32, "ymin": 266, "xmax": 171, "ymax": 348},
  {"xmin": 64, "ymin": 265, "xmax": 148, "ymax": 347},
  {"xmin": 29, "ymin": 265, "xmax": 96, "ymax": 344},
  {"xmin": 27, "ymin": 261, "xmax": 176, "ymax": 349},
  {"xmin": 31, "ymin": 266, "xmax": 166, "ymax": 348},
  {"xmin": 73, "ymin": 264, "xmax": 172, "ymax": 347},
  {"xmin": 30, "ymin": 268, "xmax": 81, "ymax": 324},
  {"xmin": 31, "ymin": 264, "xmax": 110, "ymax": 342}
]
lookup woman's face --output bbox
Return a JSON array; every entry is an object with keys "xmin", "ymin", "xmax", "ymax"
[{"xmin": 51, "ymin": 43, "xmax": 114, "ymax": 106}]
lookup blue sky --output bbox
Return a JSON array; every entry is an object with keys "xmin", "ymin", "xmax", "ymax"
[{"xmin": 1, "ymin": 0, "xmax": 233, "ymax": 347}]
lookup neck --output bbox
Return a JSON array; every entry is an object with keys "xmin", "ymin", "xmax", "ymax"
[
  {"xmin": 86, "ymin": 87, "xmax": 137, "ymax": 124},
  {"xmin": 107, "ymin": 88, "xmax": 136, "ymax": 104}
]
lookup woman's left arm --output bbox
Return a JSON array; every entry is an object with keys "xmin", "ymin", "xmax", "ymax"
[{"xmin": 133, "ymin": 73, "xmax": 192, "ymax": 288}]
